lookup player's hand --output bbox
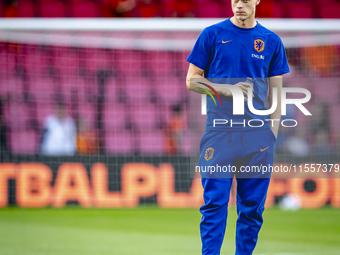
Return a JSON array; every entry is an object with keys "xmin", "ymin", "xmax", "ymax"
[
  {"xmin": 217, "ymin": 87, "xmax": 232, "ymax": 98},
  {"xmin": 234, "ymin": 82, "xmax": 254, "ymax": 100}
]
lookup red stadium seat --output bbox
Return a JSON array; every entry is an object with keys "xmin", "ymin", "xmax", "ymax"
[
  {"xmin": 164, "ymin": 0, "xmax": 197, "ymax": 18},
  {"xmin": 105, "ymin": 131, "xmax": 132, "ymax": 154},
  {"xmin": 154, "ymin": 77, "xmax": 183, "ymax": 104},
  {"xmin": 138, "ymin": 130, "xmax": 165, "ymax": 155},
  {"xmin": 78, "ymin": 103, "xmax": 96, "ymax": 129},
  {"xmin": 10, "ymin": 130, "xmax": 38, "ymax": 155},
  {"xmin": 85, "ymin": 49, "xmax": 112, "ymax": 72},
  {"xmin": 256, "ymin": 0, "xmax": 283, "ymax": 18},
  {"xmin": 23, "ymin": 50, "xmax": 48, "ymax": 78},
  {"xmin": 5, "ymin": 102, "xmax": 30, "ymax": 131},
  {"xmin": 54, "ymin": 48, "xmax": 80, "ymax": 79},
  {"xmin": 116, "ymin": 50, "xmax": 144, "ymax": 77},
  {"xmin": 0, "ymin": 49, "xmax": 16, "ymax": 79},
  {"xmin": 29, "ymin": 77, "xmax": 55, "ymax": 102},
  {"xmin": 71, "ymin": 0, "xmax": 100, "ymax": 17},
  {"xmin": 269, "ymin": 1, "xmax": 284, "ymax": 18},
  {"xmin": 210, "ymin": 0, "xmax": 238, "ymax": 17},
  {"xmin": 149, "ymin": 51, "xmax": 173, "ymax": 78},
  {"xmin": 197, "ymin": 1, "xmax": 222, "ymax": 18},
  {"xmin": 105, "ymin": 77, "xmax": 119, "ymax": 104},
  {"xmin": 287, "ymin": 2, "xmax": 313, "ymax": 18},
  {"xmin": 0, "ymin": 77, "xmax": 23, "ymax": 97},
  {"xmin": 131, "ymin": 103, "xmax": 159, "ymax": 131},
  {"xmin": 172, "ymin": 51, "xmax": 190, "ymax": 76},
  {"xmin": 320, "ymin": 3, "xmax": 340, "ymax": 19},
  {"xmin": 137, "ymin": 0, "xmax": 162, "ymax": 17},
  {"xmin": 17, "ymin": 0, "xmax": 35, "ymax": 17},
  {"xmin": 195, "ymin": 0, "xmax": 213, "ymax": 3},
  {"xmin": 104, "ymin": 104, "xmax": 126, "ymax": 131},
  {"xmin": 124, "ymin": 77, "xmax": 151, "ymax": 104},
  {"xmin": 41, "ymin": 0, "xmax": 66, "ymax": 18},
  {"xmin": 60, "ymin": 77, "xmax": 87, "ymax": 104}
]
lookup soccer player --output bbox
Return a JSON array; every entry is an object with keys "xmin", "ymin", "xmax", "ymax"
[{"xmin": 186, "ymin": 0, "xmax": 290, "ymax": 254}]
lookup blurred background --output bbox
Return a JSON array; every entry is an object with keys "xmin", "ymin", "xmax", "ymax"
[
  {"xmin": 0, "ymin": 1, "xmax": 340, "ymax": 158},
  {"xmin": 1, "ymin": 0, "xmax": 340, "ymax": 18},
  {"xmin": 0, "ymin": 1, "xmax": 339, "ymax": 255}
]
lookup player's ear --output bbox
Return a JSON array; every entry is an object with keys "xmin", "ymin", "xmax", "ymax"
[{"xmin": 256, "ymin": 0, "xmax": 260, "ymax": 5}]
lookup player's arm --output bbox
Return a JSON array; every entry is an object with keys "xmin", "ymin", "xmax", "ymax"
[
  {"xmin": 185, "ymin": 63, "xmax": 227, "ymax": 95},
  {"xmin": 186, "ymin": 63, "xmax": 252, "ymax": 99},
  {"xmin": 268, "ymin": 75, "xmax": 282, "ymax": 138}
]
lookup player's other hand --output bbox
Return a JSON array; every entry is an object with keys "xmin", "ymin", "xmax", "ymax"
[{"xmin": 234, "ymin": 82, "xmax": 254, "ymax": 100}]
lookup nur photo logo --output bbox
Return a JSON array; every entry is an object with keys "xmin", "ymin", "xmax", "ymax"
[{"xmin": 199, "ymin": 78, "xmax": 312, "ymax": 128}]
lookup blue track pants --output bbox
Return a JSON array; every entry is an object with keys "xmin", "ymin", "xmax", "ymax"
[{"xmin": 198, "ymin": 129, "xmax": 276, "ymax": 255}]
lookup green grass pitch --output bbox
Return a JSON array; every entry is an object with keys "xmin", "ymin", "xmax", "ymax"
[{"xmin": 0, "ymin": 207, "xmax": 339, "ymax": 255}]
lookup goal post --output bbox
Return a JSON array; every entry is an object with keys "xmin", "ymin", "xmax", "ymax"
[{"xmin": 1, "ymin": 18, "xmax": 340, "ymax": 31}]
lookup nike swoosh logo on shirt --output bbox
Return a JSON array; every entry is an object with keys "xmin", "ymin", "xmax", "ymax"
[
  {"xmin": 260, "ymin": 146, "xmax": 269, "ymax": 152},
  {"xmin": 222, "ymin": 40, "xmax": 232, "ymax": 43}
]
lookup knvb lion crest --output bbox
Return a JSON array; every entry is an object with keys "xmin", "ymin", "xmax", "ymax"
[
  {"xmin": 205, "ymin": 147, "xmax": 214, "ymax": 161},
  {"xmin": 254, "ymin": 39, "xmax": 265, "ymax": 53}
]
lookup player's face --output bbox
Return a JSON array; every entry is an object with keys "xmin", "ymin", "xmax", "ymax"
[{"xmin": 232, "ymin": 0, "xmax": 259, "ymax": 21}]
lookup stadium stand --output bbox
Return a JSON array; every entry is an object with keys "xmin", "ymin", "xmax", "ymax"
[
  {"xmin": 0, "ymin": 42, "xmax": 339, "ymax": 155},
  {"xmin": 41, "ymin": 0, "xmax": 66, "ymax": 18},
  {"xmin": 1, "ymin": 1, "xmax": 340, "ymax": 155},
  {"xmin": 2, "ymin": 0, "xmax": 340, "ymax": 18}
]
